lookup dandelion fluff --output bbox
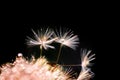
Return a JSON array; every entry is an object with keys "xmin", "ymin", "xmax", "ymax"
[{"xmin": 54, "ymin": 28, "xmax": 79, "ymax": 50}]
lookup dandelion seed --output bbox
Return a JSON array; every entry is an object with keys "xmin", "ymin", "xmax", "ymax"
[
  {"xmin": 77, "ymin": 50, "xmax": 95, "ymax": 80},
  {"xmin": 27, "ymin": 28, "xmax": 57, "ymax": 50},
  {"xmin": 54, "ymin": 28, "xmax": 79, "ymax": 50},
  {"xmin": 55, "ymin": 28, "xmax": 79, "ymax": 63},
  {"xmin": 26, "ymin": 28, "xmax": 58, "ymax": 56},
  {"xmin": 77, "ymin": 68, "xmax": 94, "ymax": 80},
  {"xmin": 81, "ymin": 50, "xmax": 95, "ymax": 69}
]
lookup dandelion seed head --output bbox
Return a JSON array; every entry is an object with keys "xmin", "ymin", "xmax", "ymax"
[
  {"xmin": 77, "ymin": 69, "xmax": 94, "ymax": 80},
  {"xmin": 0, "ymin": 50, "xmax": 95, "ymax": 80},
  {"xmin": 0, "ymin": 54, "xmax": 71, "ymax": 80}
]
